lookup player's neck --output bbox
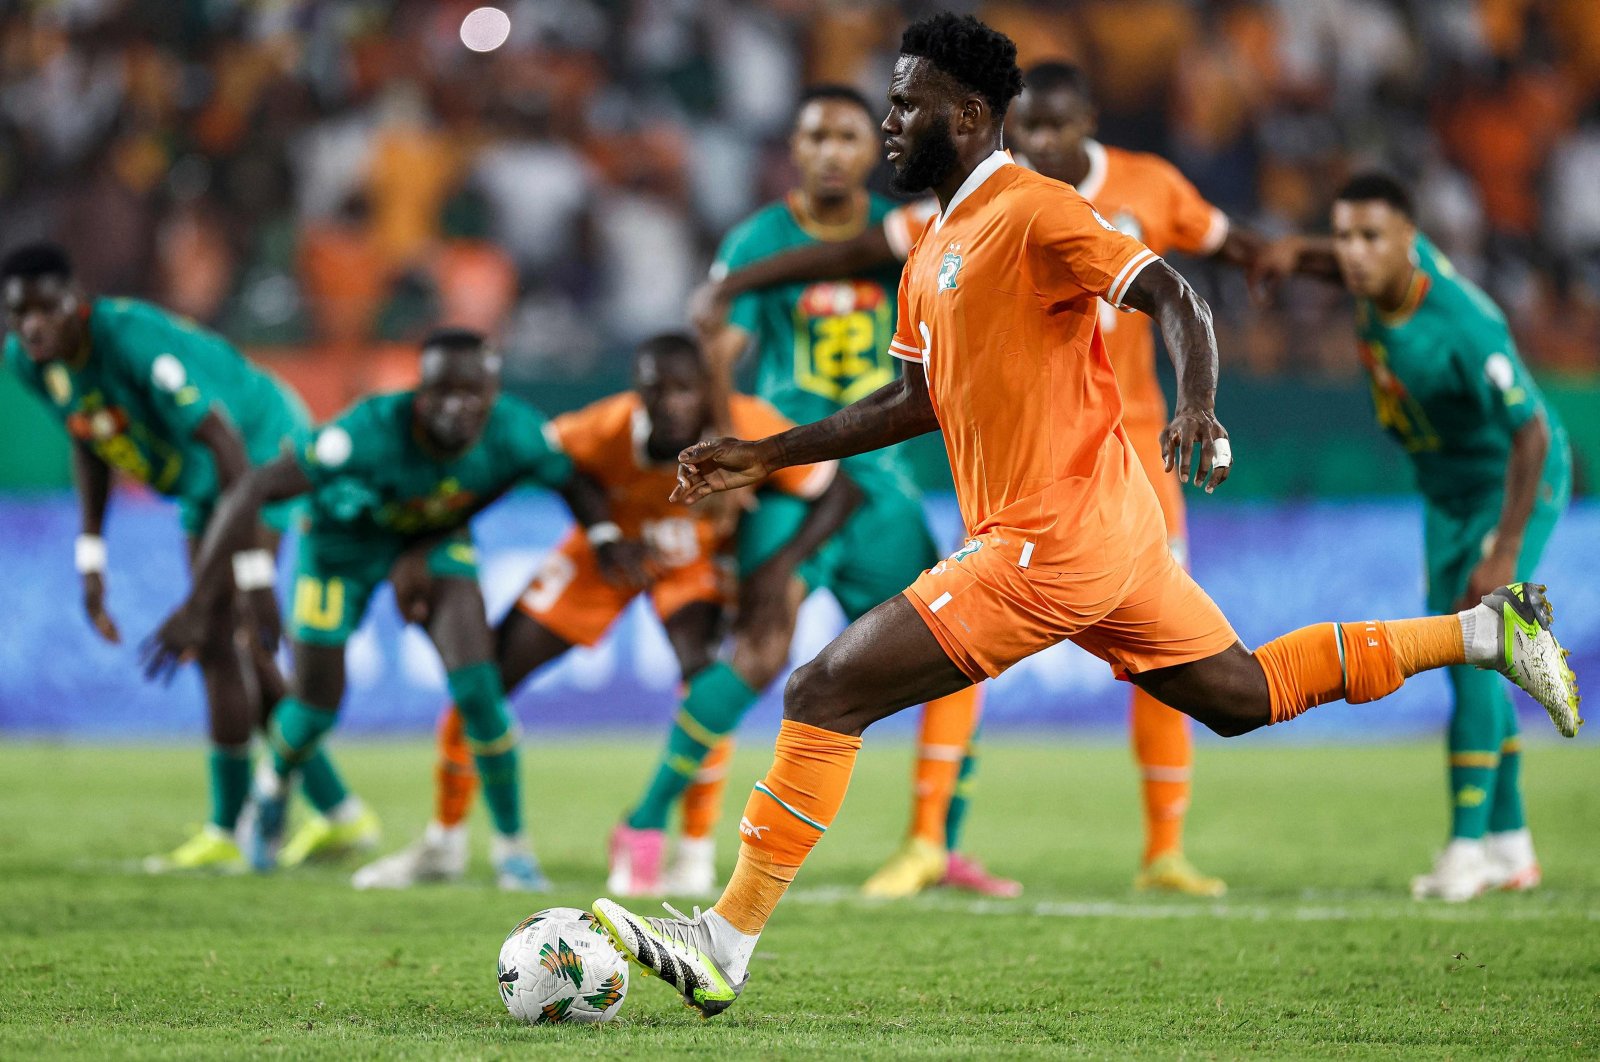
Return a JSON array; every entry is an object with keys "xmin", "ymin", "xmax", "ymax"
[
  {"xmin": 791, "ymin": 189, "xmax": 867, "ymax": 240},
  {"xmin": 1374, "ymin": 264, "xmax": 1422, "ymax": 318},
  {"xmin": 63, "ymin": 323, "xmax": 91, "ymax": 372},
  {"xmin": 1055, "ymin": 143, "xmax": 1093, "ymax": 187},
  {"xmin": 933, "ymin": 136, "xmax": 1005, "ymax": 212}
]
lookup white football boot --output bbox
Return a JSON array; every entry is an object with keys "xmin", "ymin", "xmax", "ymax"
[
  {"xmin": 1411, "ymin": 839, "xmax": 1497, "ymax": 902},
  {"xmin": 591, "ymin": 899, "xmax": 749, "ymax": 1017},
  {"xmin": 351, "ymin": 823, "xmax": 468, "ymax": 890},
  {"xmin": 1486, "ymin": 828, "xmax": 1542, "ymax": 892},
  {"xmin": 1473, "ymin": 584, "xmax": 1581, "ymax": 737},
  {"xmin": 661, "ymin": 837, "xmax": 718, "ymax": 896}
]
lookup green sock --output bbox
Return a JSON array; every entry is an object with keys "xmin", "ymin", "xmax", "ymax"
[
  {"xmin": 944, "ymin": 730, "xmax": 981, "ymax": 851},
  {"xmin": 449, "ymin": 662, "xmax": 521, "ymax": 836},
  {"xmin": 298, "ymin": 748, "xmax": 351, "ymax": 815},
  {"xmin": 1447, "ymin": 665, "xmax": 1505, "ymax": 840},
  {"xmin": 269, "ymin": 698, "xmax": 340, "ymax": 777},
  {"xmin": 209, "ymin": 744, "xmax": 253, "ymax": 831},
  {"xmin": 628, "ymin": 663, "xmax": 759, "ymax": 831},
  {"xmin": 1489, "ymin": 718, "xmax": 1526, "ymax": 834}
]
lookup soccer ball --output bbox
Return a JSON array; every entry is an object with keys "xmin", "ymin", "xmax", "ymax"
[{"xmin": 497, "ymin": 907, "xmax": 629, "ymax": 1024}]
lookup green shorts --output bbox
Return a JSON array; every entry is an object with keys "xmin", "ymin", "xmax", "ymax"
[
  {"xmin": 737, "ymin": 480, "xmax": 940, "ymax": 622},
  {"xmin": 179, "ymin": 378, "xmax": 312, "ymax": 537},
  {"xmin": 288, "ymin": 527, "xmax": 480, "ymax": 646},
  {"xmin": 1424, "ymin": 465, "xmax": 1569, "ymax": 615}
]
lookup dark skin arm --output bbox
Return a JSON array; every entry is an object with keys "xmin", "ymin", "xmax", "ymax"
[
  {"xmin": 191, "ymin": 409, "xmax": 282, "ymax": 651},
  {"xmin": 689, "ymin": 227, "xmax": 899, "ymax": 336},
  {"xmin": 1458, "ymin": 410, "xmax": 1551, "ymax": 609},
  {"xmin": 72, "ymin": 441, "xmax": 119, "ymax": 643},
  {"xmin": 142, "ymin": 455, "xmax": 311, "ymax": 680},
  {"xmin": 1120, "ymin": 259, "xmax": 1231, "ymax": 491},
  {"xmin": 670, "ymin": 369, "xmax": 940, "ymax": 503},
  {"xmin": 1251, "ymin": 234, "xmax": 1343, "ymax": 286}
]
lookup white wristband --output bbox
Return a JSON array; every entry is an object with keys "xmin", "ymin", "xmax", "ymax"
[
  {"xmin": 232, "ymin": 548, "xmax": 277, "ymax": 591},
  {"xmin": 75, "ymin": 534, "xmax": 107, "ymax": 574},
  {"xmin": 586, "ymin": 521, "xmax": 623, "ymax": 548}
]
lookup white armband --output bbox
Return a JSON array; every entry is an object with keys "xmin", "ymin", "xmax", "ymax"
[
  {"xmin": 232, "ymin": 548, "xmax": 278, "ymax": 591},
  {"xmin": 75, "ymin": 534, "xmax": 107, "ymax": 574},
  {"xmin": 586, "ymin": 521, "xmax": 623, "ymax": 548}
]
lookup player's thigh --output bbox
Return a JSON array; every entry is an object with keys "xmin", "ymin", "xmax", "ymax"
[
  {"xmin": 830, "ymin": 490, "xmax": 940, "ymax": 621},
  {"xmin": 426, "ymin": 575, "xmax": 496, "ymax": 672},
  {"xmin": 660, "ymin": 599, "xmax": 724, "ymax": 679},
  {"xmin": 494, "ymin": 609, "xmax": 575, "ymax": 695},
  {"xmin": 786, "ymin": 591, "xmax": 971, "ymax": 737},
  {"xmin": 290, "ymin": 638, "xmax": 347, "ymax": 712},
  {"xmin": 1423, "ymin": 500, "xmax": 1485, "ymax": 614},
  {"xmin": 287, "ymin": 539, "xmax": 384, "ymax": 653},
  {"xmin": 735, "ymin": 490, "xmax": 838, "ymax": 591},
  {"xmin": 516, "ymin": 531, "xmax": 635, "ymax": 649}
]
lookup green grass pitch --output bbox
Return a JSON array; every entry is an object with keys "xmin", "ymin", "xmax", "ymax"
[{"xmin": 3, "ymin": 736, "xmax": 1596, "ymax": 1059}]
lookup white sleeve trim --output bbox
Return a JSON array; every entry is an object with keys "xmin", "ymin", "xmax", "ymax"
[
  {"xmin": 1196, "ymin": 208, "xmax": 1230, "ymax": 257},
  {"xmin": 1108, "ymin": 249, "xmax": 1160, "ymax": 309},
  {"xmin": 792, "ymin": 459, "xmax": 838, "ymax": 500},
  {"xmin": 888, "ymin": 338, "xmax": 924, "ymax": 363}
]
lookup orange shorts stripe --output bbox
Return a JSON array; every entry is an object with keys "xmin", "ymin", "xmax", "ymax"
[
  {"xmin": 905, "ymin": 527, "xmax": 1238, "ymax": 682},
  {"xmin": 516, "ymin": 530, "xmax": 723, "ymax": 647}
]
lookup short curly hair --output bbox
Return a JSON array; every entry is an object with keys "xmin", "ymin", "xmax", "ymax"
[{"xmin": 899, "ymin": 13, "xmax": 1025, "ymax": 121}]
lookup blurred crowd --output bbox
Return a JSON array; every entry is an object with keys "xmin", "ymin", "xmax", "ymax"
[{"xmin": 3, "ymin": 0, "xmax": 1599, "ymax": 400}]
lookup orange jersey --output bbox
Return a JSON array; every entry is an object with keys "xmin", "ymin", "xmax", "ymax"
[
  {"xmin": 884, "ymin": 142, "xmax": 1226, "ymax": 425},
  {"xmin": 889, "ymin": 152, "xmax": 1166, "ymax": 573},
  {"xmin": 552, "ymin": 391, "xmax": 835, "ymax": 568}
]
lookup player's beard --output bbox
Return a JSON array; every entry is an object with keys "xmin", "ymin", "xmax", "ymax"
[{"xmin": 890, "ymin": 119, "xmax": 960, "ymax": 196}]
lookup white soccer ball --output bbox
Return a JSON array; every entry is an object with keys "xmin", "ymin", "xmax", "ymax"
[{"xmin": 497, "ymin": 907, "xmax": 629, "ymax": 1024}]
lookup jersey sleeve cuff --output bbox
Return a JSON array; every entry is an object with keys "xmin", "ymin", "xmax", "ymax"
[
  {"xmin": 1107, "ymin": 248, "xmax": 1160, "ymax": 310},
  {"xmin": 889, "ymin": 337, "xmax": 924, "ymax": 362}
]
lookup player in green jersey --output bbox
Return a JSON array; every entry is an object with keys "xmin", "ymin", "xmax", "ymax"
[
  {"xmin": 607, "ymin": 85, "xmax": 992, "ymax": 899},
  {"xmin": 145, "ymin": 329, "xmax": 616, "ymax": 888},
  {"xmin": 1265, "ymin": 174, "xmax": 1573, "ymax": 900},
  {"xmin": 1, "ymin": 242, "xmax": 373, "ymax": 875}
]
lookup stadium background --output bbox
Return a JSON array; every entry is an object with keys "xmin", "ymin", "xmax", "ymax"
[{"xmin": 1, "ymin": 0, "xmax": 1595, "ymax": 739}]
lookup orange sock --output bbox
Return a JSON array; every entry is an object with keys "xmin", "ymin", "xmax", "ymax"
[
  {"xmin": 1255, "ymin": 617, "xmax": 1463, "ymax": 724},
  {"xmin": 434, "ymin": 705, "xmax": 478, "ymax": 828},
  {"xmin": 680, "ymin": 738, "xmax": 735, "ymax": 840},
  {"xmin": 1130, "ymin": 687, "xmax": 1191, "ymax": 864},
  {"xmin": 712, "ymin": 720, "xmax": 860, "ymax": 934},
  {"xmin": 910, "ymin": 685, "xmax": 981, "ymax": 845}
]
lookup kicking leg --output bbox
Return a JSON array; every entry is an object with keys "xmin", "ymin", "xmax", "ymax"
[{"xmin": 594, "ymin": 592, "xmax": 968, "ymax": 1015}]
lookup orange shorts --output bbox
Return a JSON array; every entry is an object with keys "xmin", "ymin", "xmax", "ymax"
[
  {"xmin": 904, "ymin": 525, "xmax": 1237, "ymax": 684},
  {"xmin": 516, "ymin": 530, "xmax": 723, "ymax": 647},
  {"xmin": 1124, "ymin": 415, "xmax": 1187, "ymax": 563}
]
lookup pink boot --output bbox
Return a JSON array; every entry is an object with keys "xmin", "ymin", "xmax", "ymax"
[
  {"xmin": 607, "ymin": 823, "xmax": 665, "ymax": 896},
  {"xmin": 941, "ymin": 852, "xmax": 1022, "ymax": 898}
]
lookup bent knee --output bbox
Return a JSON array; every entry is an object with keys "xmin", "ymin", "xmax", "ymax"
[{"xmin": 782, "ymin": 657, "xmax": 853, "ymax": 729}]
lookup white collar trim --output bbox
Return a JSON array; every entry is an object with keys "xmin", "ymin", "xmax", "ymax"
[
  {"xmin": 1074, "ymin": 139, "xmax": 1107, "ymax": 201},
  {"xmin": 934, "ymin": 149, "xmax": 1012, "ymax": 231}
]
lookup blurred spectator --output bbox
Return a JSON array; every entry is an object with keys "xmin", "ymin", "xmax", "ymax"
[{"xmin": 0, "ymin": 0, "xmax": 1595, "ymax": 393}]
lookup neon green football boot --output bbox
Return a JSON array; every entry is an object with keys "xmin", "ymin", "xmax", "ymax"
[
  {"xmin": 280, "ymin": 805, "xmax": 382, "ymax": 868},
  {"xmin": 143, "ymin": 824, "xmax": 247, "ymax": 874},
  {"xmin": 1480, "ymin": 584, "xmax": 1582, "ymax": 738}
]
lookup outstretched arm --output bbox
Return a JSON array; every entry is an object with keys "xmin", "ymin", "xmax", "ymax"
[
  {"xmin": 1251, "ymin": 234, "xmax": 1342, "ymax": 286},
  {"xmin": 1121, "ymin": 259, "xmax": 1231, "ymax": 492},
  {"xmin": 690, "ymin": 226, "xmax": 899, "ymax": 335},
  {"xmin": 143, "ymin": 455, "xmax": 311, "ymax": 680},
  {"xmin": 670, "ymin": 369, "xmax": 938, "ymax": 504}
]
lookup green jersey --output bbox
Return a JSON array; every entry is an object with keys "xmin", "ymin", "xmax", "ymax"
[
  {"xmin": 716, "ymin": 193, "xmax": 918, "ymax": 495},
  {"xmin": 292, "ymin": 391, "xmax": 573, "ymax": 539},
  {"xmin": 1354, "ymin": 235, "xmax": 1567, "ymax": 509},
  {"xmin": 4, "ymin": 297, "xmax": 298, "ymax": 502}
]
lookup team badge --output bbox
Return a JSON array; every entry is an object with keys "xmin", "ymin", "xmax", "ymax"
[
  {"xmin": 45, "ymin": 363, "xmax": 71, "ymax": 405},
  {"xmin": 1111, "ymin": 209, "xmax": 1143, "ymax": 240},
  {"xmin": 938, "ymin": 252, "xmax": 962, "ymax": 291}
]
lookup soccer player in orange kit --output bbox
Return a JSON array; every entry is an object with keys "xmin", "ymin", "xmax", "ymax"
[
  {"xmin": 696, "ymin": 61, "xmax": 1268, "ymax": 896},
  {"xmin": 593, "ymin": 14, "xmax": 1580, "ymax": 1017}
]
